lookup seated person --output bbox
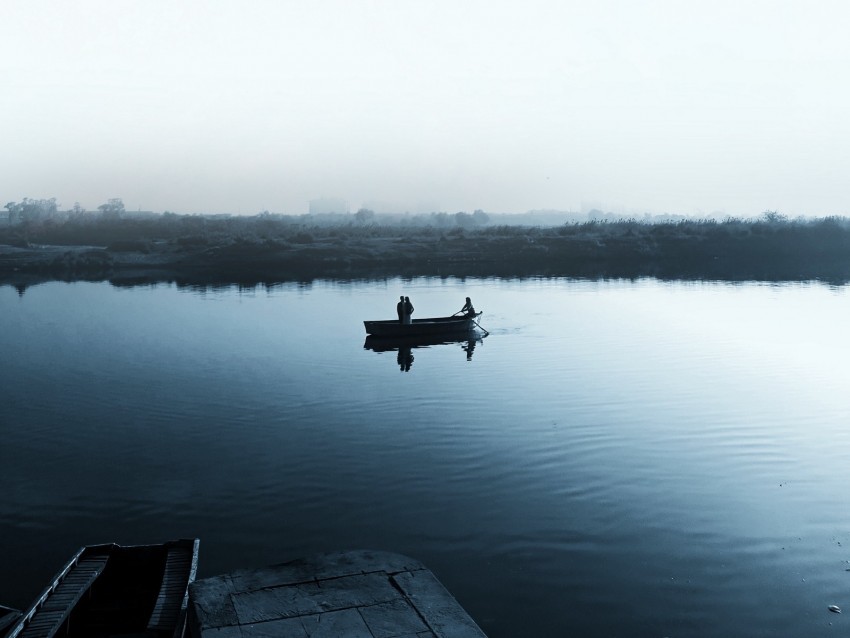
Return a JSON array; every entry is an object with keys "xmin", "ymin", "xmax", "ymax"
[{"xmin": 460, "ymin": 297, "xmax": 475, "ymax": 316}]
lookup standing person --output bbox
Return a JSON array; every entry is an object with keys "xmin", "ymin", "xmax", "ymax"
[
  {"xmin": 403, "ymin": 296, "xmax": 414, "ymax": 325},
  {"xmin": 460, "ymin": 297, "xmax": 475, "ymax": 317},
  {"xmin": 397, "ymin": 295, "xmax": 405, "ymax": 323}
]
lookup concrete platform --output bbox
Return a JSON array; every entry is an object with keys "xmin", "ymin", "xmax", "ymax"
[{"xmin": 187, "ymin": 550, "xmax": 487, "ymax": 638}]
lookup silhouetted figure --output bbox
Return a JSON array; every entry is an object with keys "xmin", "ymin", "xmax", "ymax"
[
  {"xmin": 460, "ymin": 296, "xmax": 475, "ymax": 317},
  {"xmin": 403, "ymin": 296, "xmax": 414, "ymax": 325},
  {"xmin": 397, "ymin": 295, "xmax": 405, "ymax": 323},
  {"xmin": 397, "ymin": 347, "xmax": 414, "ymax": 371}
]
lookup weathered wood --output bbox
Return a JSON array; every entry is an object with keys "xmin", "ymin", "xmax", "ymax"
[
  {"xmin": 13, "ymin": 553, "xmax": 109, "ymax": 638},
  {"xmin": 147, "ymin": 540, "xmax": 199, "ymax": 633},
  {"xmin": 0, "ymin": 605, "xmax": 22, "ymax": 635},
  {"xmin": 364, "ymin": 314, "xmax": 482, "ymax": 337},
  {"xmin": 6, "ymin": 540, "xmax": 198, "ymax": 638},
  {"xmin": 188, "ymin": 551, "xmax": 486, "ymax": 638}
]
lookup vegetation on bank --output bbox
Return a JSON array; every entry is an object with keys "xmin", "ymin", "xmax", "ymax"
[{"xmin": 2, "ymin": 200, "xmax": 850, "ymax": 284}]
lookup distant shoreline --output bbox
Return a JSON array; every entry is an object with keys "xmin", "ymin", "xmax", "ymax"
[{"xmin": 3, "ymin": 216, "xmax": 850, "ymax": 289}]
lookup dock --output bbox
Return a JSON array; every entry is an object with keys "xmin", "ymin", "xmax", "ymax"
[{"xmin": 187, "ymin": 550, "xmax": 487, "ymax": 638}]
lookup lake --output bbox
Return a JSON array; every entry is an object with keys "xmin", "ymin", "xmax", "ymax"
[{"xmin": 1, "ymin": 277, "xmax": 849, "ymax": 637}]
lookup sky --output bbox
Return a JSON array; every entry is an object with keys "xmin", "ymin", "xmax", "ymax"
[{"xmin": 2, "ymin": 0, "xmax": 849, "ymax": 217}]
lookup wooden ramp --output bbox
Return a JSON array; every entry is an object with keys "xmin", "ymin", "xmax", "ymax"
[{"xmin": 188, "ymin": 550, "xmax": 487, "ymax": 638}]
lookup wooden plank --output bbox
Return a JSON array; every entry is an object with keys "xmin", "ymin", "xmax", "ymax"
[
  {"xmin": 8, "ymin": 541, "xmax": 200, "ymax": 638},
  {"xmin": 147, "ymin": 545, "xmax": 195, "ymax": 630},
  {"xmin": 14, "ymin": 554, "xmax": 109, "ymax": 638}
]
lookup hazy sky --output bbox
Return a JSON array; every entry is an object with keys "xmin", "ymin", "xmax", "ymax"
[{"xmin": 3, "ymin": 0, "xmax": 849, "ymax": 216}]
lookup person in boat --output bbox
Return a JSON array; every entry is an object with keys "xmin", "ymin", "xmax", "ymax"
[
  {"xmin": 397, "ymin": 295, "xmax": 405, "ymax": 323},
  {"xmin": 460, "ymin": 297, "xmax": 476, "ymax": 317},
  {"xmin": 403, "ymin": 296, "xmax": 414, "ymax": 325}
]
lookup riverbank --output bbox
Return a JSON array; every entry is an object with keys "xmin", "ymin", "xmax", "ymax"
[{"xmin": 2, "ymin": 216, "xmax": 850, "ymax": 289}]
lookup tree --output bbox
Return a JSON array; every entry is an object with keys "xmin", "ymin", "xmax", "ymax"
[
  {"xmin": 454, "ymin": 212, "xmax": 474, "ymax": 229},
  {"xmin": 98, "ymin": 198, "xmax": 125, "ymax": 220},
  {"xmin": 762, "ymin": 210, "xmax": 788, "ymax": 224},
  {"xmin": 68, "ymin": 202, "xmax": 87, "ymax": 221},
  {"xmin": 4, "ymin": 201, "xmax": 18, "ymax": 225},
  {"xmin": 472, "ymin": 209, "xmax": 490, "ymax": 226},
  {"xmin": 431, "ymin": 212, "xmax": 451, "ymax": 227},
  {"xmin": 354, "ymin": 208, "xmax": 375, "ymax": 224},
  {"xmin": 5, "ymin": 198, "xmax": 58, "ymax": 225}
]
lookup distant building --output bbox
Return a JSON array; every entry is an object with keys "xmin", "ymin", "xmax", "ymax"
[
  {"xmin": 361, "ymin": 200, "xmax": 440, "ymax": 215},
  {"xmin": 309, "ymin": 198, "xmax": 349, "ymax": 215}
]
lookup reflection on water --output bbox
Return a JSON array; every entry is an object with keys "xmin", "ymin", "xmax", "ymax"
[
  {"xmin": 363, "ymin": 333, "xmax": 485, "ymax": 371},
  {"xmin": 2, "ymin": 278, "xmax": 850, "ymax": 638},
  {"xmin": 462, "ymin": 339, "xmax": 476, "ymax": 360}
]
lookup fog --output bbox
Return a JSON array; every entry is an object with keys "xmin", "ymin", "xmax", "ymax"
[{"xmin": 3, "ymin": 0, "xmax": 849, "ymax": 217}]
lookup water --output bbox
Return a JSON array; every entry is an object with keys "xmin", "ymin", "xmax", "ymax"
[{"xmin": 2, "ymin": 277, "xmax": 850, "ymax": 637}]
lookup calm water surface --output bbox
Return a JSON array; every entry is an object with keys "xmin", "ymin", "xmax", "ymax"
[{"xmin": 2, "ymin": 277, "xmax": 850, "ymax": 637}]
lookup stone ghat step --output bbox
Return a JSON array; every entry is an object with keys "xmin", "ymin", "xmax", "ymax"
[{"xmin": 187, "ymin": 550, "xmax": 487, "ymax": 638}]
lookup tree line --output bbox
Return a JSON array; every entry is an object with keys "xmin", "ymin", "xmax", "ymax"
[{"xmin": 4, "ymin": 198, "xmax": 128, "ymax": 225}]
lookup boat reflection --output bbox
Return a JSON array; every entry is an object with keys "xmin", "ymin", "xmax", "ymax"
[{"xmin": 364, "ymin": 332, "xmax": 484, "ymax": 372}]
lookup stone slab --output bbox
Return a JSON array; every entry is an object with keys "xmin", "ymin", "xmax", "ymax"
[{"xmin": 188, "ymin": 551, "xmax": 486, "ymax": 638}]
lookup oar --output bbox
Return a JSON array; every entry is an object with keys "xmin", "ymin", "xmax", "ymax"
[{"xmin": 472, "ymin": 313, "xmax": 489, "ymax": 336}]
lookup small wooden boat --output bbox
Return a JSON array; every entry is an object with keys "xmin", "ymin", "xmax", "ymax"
[
  {"xmin": 0, "ymin": 604, "xmax": 21, "ymax": 636},
  {"xmin": 364, "ymin": 312, "xmax": 482, "ymax": 337},
  {"xmin": 6, "ymin": 539, "xmax": 199, "ymax": 638}
]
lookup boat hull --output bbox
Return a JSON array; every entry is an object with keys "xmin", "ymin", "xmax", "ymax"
[
  {"xmin": 364, "ymin": 312, "xmax": 481, "ymax": 337},
  {"xmin": 7, "ymin": 539, "xmax": 199, "ymax": 638},
  {"xmin": 0, "ymin": 605, "xmax": 21, "ymax": 635}
]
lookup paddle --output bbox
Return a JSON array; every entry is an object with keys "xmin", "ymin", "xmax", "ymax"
[
  {"xmin": 452, "ymin": 307, "xmax": 488, "ymax": 335},
  {"xmin": 471, "ymin": 313, "xmax": 489, "ymax": 336}
]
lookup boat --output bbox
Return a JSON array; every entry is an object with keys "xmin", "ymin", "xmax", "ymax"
[
  {"xmin": 6, "ymin": 539, "xmax": 199, "ymax": 638},
  {"xmin": 0, "ymin": 605, "xmax": 21, "ymax": 636},
  {"xmin": 364, "ymin": 312, "xmax": 482, "ymax": 337}
]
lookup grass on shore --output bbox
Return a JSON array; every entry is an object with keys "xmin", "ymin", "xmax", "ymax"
[{"xmin": 2, "ymin": 212, "xmax": 850, "ymax": 282}]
